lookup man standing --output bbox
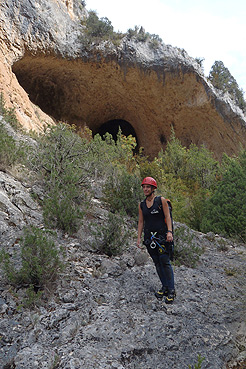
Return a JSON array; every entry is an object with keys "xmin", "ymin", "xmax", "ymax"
[{"xmin": 137, "ymin": 177, "xmax": 175, "ymax": 303}]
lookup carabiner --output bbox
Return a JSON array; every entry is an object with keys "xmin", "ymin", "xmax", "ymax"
[{"xmin": 150, "ymin": 240, "xmax": 156, "ymax": 249}]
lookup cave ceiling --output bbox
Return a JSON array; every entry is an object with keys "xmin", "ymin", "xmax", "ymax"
[{"xmin": 13, "ymin": 54, "xmax": 246, "ymax": 159}]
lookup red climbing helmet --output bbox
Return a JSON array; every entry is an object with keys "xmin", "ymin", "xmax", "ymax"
[{"xmin": 141, "ymin": 177, "xmax": 157, "ymax": 188}]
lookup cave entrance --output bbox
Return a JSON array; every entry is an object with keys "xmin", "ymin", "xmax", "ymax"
[{"xmin": 96, "ymin": 119, "xmax": 138, "ymax": 147}]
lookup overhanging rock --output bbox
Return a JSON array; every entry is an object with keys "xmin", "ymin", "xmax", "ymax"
[{"xmin": 1, "ymin": 0, "xmax": 246, "ymax": 158}]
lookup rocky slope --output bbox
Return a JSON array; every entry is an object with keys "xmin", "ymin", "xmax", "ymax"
[
  {"xmin": 0, "ymin": 0, "xmax": 246, "ymax": 159},
  {"xmin": 0, "ymin": 118, "xmax": 245, "ymax": 369}
]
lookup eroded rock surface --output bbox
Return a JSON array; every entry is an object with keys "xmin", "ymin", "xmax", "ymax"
[{"xmin": 0, "ymin": 0, "xmax": 246, "ymax": 158}]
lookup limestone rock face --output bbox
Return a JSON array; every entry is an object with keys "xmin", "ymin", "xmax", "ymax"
[
  {"xmin": 0, "ymin": 0, "xmax": 85, "ymax": 131},
  {"xmin": 0, "ymin": 0, "xmax": 246, "ymax": 158}
]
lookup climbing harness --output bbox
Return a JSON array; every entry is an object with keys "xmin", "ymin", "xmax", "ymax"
[{"xmin": 149, "ymin": 232, "xmax": 167, "ymax": 254}]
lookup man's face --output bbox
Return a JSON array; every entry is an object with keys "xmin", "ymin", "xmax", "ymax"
[{"xmin": 142, "ymin": 184, "xmax": 152, "ymax": 196}]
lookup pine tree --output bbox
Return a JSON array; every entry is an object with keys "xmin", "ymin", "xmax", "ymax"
[{"xmin": 209, "ymin": 61, "xmax": 246, "ymax": 113}]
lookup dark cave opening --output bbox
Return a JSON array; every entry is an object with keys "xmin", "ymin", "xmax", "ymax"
[{"xmin": 96, "ymin": 119, "xmax": 139, "ymax": 147}]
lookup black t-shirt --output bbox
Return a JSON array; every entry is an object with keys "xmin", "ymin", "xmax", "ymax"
[{"xmin": 140, "ymin": 196, "xmax": 167, "ymax": 237}]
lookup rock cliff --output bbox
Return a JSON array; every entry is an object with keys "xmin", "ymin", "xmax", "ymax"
[
  {"xmin": 1, "ymin": 0, "xmax": 246, "ymax": 158},
  {"xmin": 1, "ymin": 2, "xmax": 246, "ymax": 368}
]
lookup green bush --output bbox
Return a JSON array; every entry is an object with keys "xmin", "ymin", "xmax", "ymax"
[
  {"xmin": 81, "ymin": 10, "xmax": 124, "ymax": 44},
  {"xmin": 85, "ymin": 10, "xmax": 113, "ymax": 39},
  {"xmin": 183, "ymin": 187, "xmax": 209, "ymax": 231},
  {"xmin": 126, "ymin": 26, "xmax": 139, "ymax": 39},
  {"xmin": 155, "ymin": 131, "xmax": 222, "ymax": 231},
  {"xmin": 103, "ymin": 168, "xmax": 142, "ymax": 218},
  {"xmin": 80, "ymin": 130, "xmax": 137, "ymax": 181},
  {"xmin": 42, "ymin": 187, "xmax": 85, "ymax": 234},
  {"xmin": 92, "ymin": 211, "xmax": 129, "ymax": 256},
  {"xmin": 184, "ymin": 144, "xmax": 219, "ymax": 190},
  {"xmin": 201, "ymin": 150, "xmax": 246, "ymax": 241},
  {"xmin": 29, "ymin": 124, "xmax": 140, "ymax": 233},
  {"xmin": 137, "ymin": 154, "xmax": 165, "ymax": 188},
  {"xmin": 158, "ymin": 131, "xmax": 219, "ymax": 190},
  {"xmin": 0, "ymin": 122, "xmax": 19, "ymax": 168},
  {"xmin": 174, "ymin": 226, "xmax": 203, "ymax": 268},
  {"xmin": 136, "ymin": 26, "xmax": 149, "ymax": 42},
  {"xmin": 148, "ymin": 34, "xmax": 163, "ymax": 50},
  {"xmin": 0, "ymin": 226, "xmax": 64, "ymax": 290},
  {"xmin": 126, "ymin": 26, "xmax": 163, "ymax": 48},
  {"xmin": 158, "ymin": 130, "xmax": 187, "ymax": 177},
  {"xmin": 0, "ymin": 95, "xmax": 25, "ymax": 168},
  {"xmin": 29, "ymin": 123, "xmax": 90, "ymax": 233},
  {"xmin": 0, "ymin": 93, "xmax": 21, "ymax": 130}
]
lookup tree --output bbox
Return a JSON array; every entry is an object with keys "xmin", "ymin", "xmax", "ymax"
[
  {"xmin": 208, "ymin": 61, "xmax": 246, "ymax": 112},
  {"xmin": 201, "ymin": 150, "xmax": 246, "ymax": 241},
  {"xmin": 184, "ymin": 144, "xmax": 219, "ymax": 189},
  {"xmin": 159, "ymin": 129, "xmax": 186, "ymax": 177},
  {"xmin": 85, "ymin": 10, "xmax": 113, "ymax": 39}
]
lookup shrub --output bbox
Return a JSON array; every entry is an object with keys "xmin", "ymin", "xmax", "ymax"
[
  {"xmin": 174, "ymin": 226, "xmax": 203, "ymax": 268},
  {"xmin": 158, "ymin": 131, "xmax": 220, "ymax": 190},
  {"xmin": 201, "ymin": 150, "xmax": 246, "ymax": 242},
  {"xmin": 184, "ymin": 144, "xmax": 219, "ymax": 190},
  {"xmin": 155, "ymin": 131, "xmax": 222, "ymax": 231},
  {"xmin": 103, "ymin": 168, "xmax": 142, "ymax": 218},
  {"xmin": 0, "ymin": 226, "xmax": 64, "ymax": 291},
  {"xmin": 0, "ymin": 122, "xmax": 20, "ymax": 168},
  {"xmin": 29, "ymin": 123, "xmax": 90, "ymax": 233},
  {"xmin": 158, "ymin": 129, "xmax": 186, "ymax": 177},
  {"xmin": 83, "ymin": 130, "xmax": 137, "ymax": 181},
  {"xmin": 81, "ymin": 10, "xmax": 124, "ymax": 45},
  {"xmin": 82, "ymin": 132, "xmax": 117, "ymax": 179},
  {"xmin": 92, "ymin": 211, "xmax": 129, "ymax": 256},
  {"xmin": 195, "ymin": 57, "xmax": 205, "ymax": 69},
  {"xmin": 126, "ymin": 26, "xmax": 163, "ymax": 48},
  {"xmin": 42, "ymin": 187, "xmax": 85, "ymax": 234},
  {"xmin": 149, "ymin": 34, "xmax": 163, "ymax": 50},
  {"xmin": 115, "ymin": 130, "xmax": 138, "ymax": 169},
  {"xmin": 183, "ymin": 187, "xmax": 210, "ymax": 231},
  {"xmin": 0, "ymin": 93, "xmax": 21, "ymax": 130},
  {"xmin": 85, "ymin": 10, "xmax": 113, "ymax": 39},
  {"xmin": 22, "ymin": 285, "xmax": 43, "ymax": 308},
  {"xmin": 126, "ymin": 26, "xmax": 139, "ymax": 39},
  {"xmin": 137, "ymin": 154, "xmax": 165, "ymax": 188},
  {"xmin": 136, "ymin": 26, "xmax": 148, "ymax": 42},
  {"xmin": 0, "ymin": 95, "xmax": 25, "ymax": 168}
]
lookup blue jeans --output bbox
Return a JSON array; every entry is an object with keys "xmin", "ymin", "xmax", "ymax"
[{"xmin": 147, "ymin": 245, "xmax": 175, "ymax": 291}]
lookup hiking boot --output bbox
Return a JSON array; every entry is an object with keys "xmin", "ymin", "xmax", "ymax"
[
  {"xmin": 165, "ymin": 290, "xmax": 176, "ymax": 304},
  {"xmin": 155, "ymin": 287, "xmax": 168, "ymax": 300}
]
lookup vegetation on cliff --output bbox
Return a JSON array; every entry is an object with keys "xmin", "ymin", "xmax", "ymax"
[
  {"xmin": 0, "ymin": 96, "xmax": 245, "ymax": 302},
  {"xmin": 209, "ymin": 60, "xmax": 246, "ymax": 113},
  {"xmin": 81, "ymin": 10, "xmax": 246, "ymax": 113},
  {"xmin": 81, "ymin": 9, "xmax": 163, "ymax": 49},
  {"xmin": 1, "ymin": 94, "xmax": 245, "ymax": 243}
]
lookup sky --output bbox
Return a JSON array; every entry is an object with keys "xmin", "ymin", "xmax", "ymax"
[{"xmin": 85, "ymin": 0, "xmax": 246, "ymax": 96}]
